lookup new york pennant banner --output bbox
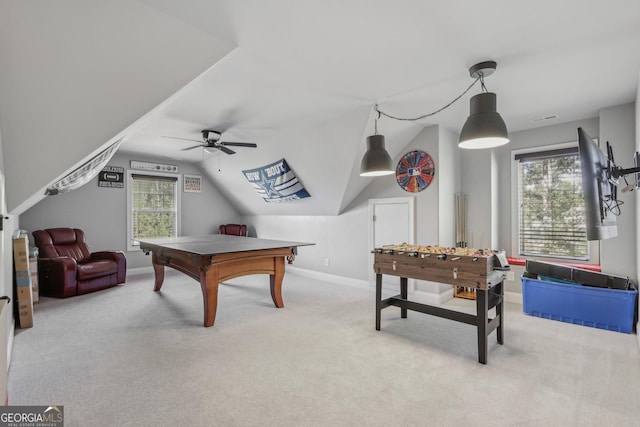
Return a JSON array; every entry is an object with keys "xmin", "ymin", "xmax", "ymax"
[{"xmin": 242, "ymin": 158, "xmax": 311, "ymax": 202}]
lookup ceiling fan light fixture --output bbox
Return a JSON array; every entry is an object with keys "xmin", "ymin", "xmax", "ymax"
[
  {"xmin": 202, "ymin": 129, "xmax": 221, "ymax": 141},
  {"xmin": 360, "ymin": 134, "xmax": 394, "ymax": 177},
  {"xmin": 165, "ymin": 129, "xmax": 255, "ymax": 155},
  {"xmin": 458, "ymin": 92, "xmax": 509, "ymax": 149}
]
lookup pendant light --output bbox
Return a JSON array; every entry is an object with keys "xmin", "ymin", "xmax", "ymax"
[
  {"xmin": 366, "ymin": 60, "xmax": 509, "ymax": 163},
  {"xmin": 458, "ymin": 61, "xmax": 509, "ymax": 149},
  {"xmin": 360, "ymin": 112, "xmax": 394, "ymax": 176}
]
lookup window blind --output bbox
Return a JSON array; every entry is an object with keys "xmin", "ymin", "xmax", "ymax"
[
  {"xmin": 130, "ymin": 174, "xmax": 178, "ymax": 243},
  {"xmin": 514, "ymin": 146, "xmax": 578, "ymax": 162},
  {"xmin": 517, "ymin": 149, "xmax": 588, "ymax": 260}
]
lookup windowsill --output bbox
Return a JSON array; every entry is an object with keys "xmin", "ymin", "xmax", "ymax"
[{"xmin": 507, "ymin": 256, "xmax": 601, "ymax": 272}]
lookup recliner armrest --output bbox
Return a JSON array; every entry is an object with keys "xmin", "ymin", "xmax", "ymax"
[
  {"xmin": 37, "ymin": 256, "xmax": 78, "ymax": 298},
  {"xmin": 89, "ymin": 251, "xmax": 127, "ymax": 283}
]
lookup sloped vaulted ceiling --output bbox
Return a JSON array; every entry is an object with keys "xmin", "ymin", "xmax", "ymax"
[
  {"xmin": 0, "ymin": 0, "xmax": 235, "ymax": 214},
  {"xmin": 3, "ymin": 1, "xmax": 640, "ymax": 216}
]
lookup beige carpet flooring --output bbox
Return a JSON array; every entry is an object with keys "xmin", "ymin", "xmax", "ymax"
[{"xmin": 7, "ymin": 269, "xmax": 640, "ymax": 427}]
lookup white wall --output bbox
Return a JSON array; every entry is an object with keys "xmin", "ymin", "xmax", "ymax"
[
  {"xmin": 460, "ymin": 148, "xmax": 493, "ymax": 250},
  {"xmin": 437, "ymin": 126, "xmax": 461, "ymax": 247},
  {"xmin": 636, "ymin": 78, "xmax": 640, "ymax": 282},
  {"xmin": 245, "ymin": 125, "xmax": 459, "ymax": 296},
  {"xmin": 19, "ymin": 152, "xmax": 241, "ymax": 269},
  {"xmin": 0, "ymin": 126, "xmax": 4, "ymax": 171},
  {"xmin": 14, "ymin": 104, "xmax": 637, "ymax": 293},
  {"xmin": 0, "ymin": 127, "xmax": 16, "ymax": 377},
  {"xmin": 249, "ymin": 103, "xmax": 635, "ymax": 295},
  {"xmin": 245, "ymin": 209, "xmax": 371, "ymax": 281},
  {"xmin": 493, "ymin": 117, "xmax": 600, "ymax": 268},
  {"xmin": 599, "ymin": 104, "xmax": 637, "ymax": 278},
  {"xmin": 635, "ymin": 76, "xmax": 640, "ymax": 347},
  {"xmin": 485, "ymin": 104, "xmax": 637, "ymax": 290},
  {"xmin": 635, "ymin": 74, "xmax": 640, "ymax": 284}
]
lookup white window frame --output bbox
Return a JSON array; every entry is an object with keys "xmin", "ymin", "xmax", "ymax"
[
  {"xmin": 510, "ymin": 142, "xmax": 599, "ymax": 265},
  {"xmin": 126, "ymin": 170, "xmax": 181, "ymax": 251}
]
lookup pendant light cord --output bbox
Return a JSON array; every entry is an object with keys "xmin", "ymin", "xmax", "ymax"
[{"xmin": 375, "ymin": 76, "xmax": 485, "ymax": 121}]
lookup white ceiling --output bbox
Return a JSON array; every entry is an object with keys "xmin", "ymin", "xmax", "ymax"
[{"xmin": 96, "ymin": 1, "xmax": 640, "ymax": 215}]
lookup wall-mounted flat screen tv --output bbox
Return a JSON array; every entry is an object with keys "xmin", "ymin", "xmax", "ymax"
[{"xmin": 577, "ymin": 127, "xmax": 618, "ymax": 240}]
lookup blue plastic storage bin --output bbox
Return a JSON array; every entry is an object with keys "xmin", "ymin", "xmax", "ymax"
[{"xmin": 521, "ymin": 277, "xmax": 638, "ymax": 333}]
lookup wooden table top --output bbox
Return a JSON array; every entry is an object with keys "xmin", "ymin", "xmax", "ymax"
[{"xmin": 138, "ymin": 234, "xmax": 314, "ymax": 256}]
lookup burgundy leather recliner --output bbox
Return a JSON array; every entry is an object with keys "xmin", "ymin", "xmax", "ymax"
[
  {"xmin": 32, "ymin": 228, "xmax": 126, "ymax": 298},
  {"xmin": 219, "ymin": 224, "xmax": 247, "ymax": 236}
]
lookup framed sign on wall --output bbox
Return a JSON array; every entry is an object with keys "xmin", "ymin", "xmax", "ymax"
[
  {"xmin": 183, "ymin": 174, "xmax": 202, "ymax": 193},
  {"xmin": 98, "ymin": 166, "xmax": 124, "ymax": 188}
]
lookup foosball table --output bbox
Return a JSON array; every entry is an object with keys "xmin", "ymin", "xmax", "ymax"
[{"xmin": 373, "ymin": 244, "xmax": 507, "ymax": 364}]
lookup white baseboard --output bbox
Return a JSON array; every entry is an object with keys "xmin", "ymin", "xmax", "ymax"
[
  {"xmin": 126, "ymin": 266, "xmax": 154, "ymax": 277},
  {"xmin": 407, "ymin": 289, "xmax": 522, "ymax": 306},
  {"xmin": 7, "ymin": 319, "xmax": 14, "ymax": 369},
  {"xmin": 504, "ymin": 290, "xmax": 523, "ymax": 305},
  {"xmin": 285, "ymin": 266, "xmax": 371, "ymax": 290},
  {"xmin": 127, "ymin": 265, "xmax": 371, "ymax": 288},
  {"xmin": 410, "ymin": 288, "xmax": 454, "ymax": 305},
  {"xmin": 286, "ymin": 267, "xmax": 518, "ymax": 306},
  {"xmin": 286, "ymin": 267, "xmax": 528, "ymax": 306},
  {"xmin": 133, "ymin": 263, "xmax": 527, "ymax": 307}
]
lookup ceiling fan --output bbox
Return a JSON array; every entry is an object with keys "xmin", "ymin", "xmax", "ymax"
[{"xmin": 164, "ymin": 129, "xmax": 257, "ymax": 155}]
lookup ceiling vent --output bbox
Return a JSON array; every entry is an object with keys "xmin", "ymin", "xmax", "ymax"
[{"xmin": 529, "ymin": 114, "xmax": 559, "ymax": 123}]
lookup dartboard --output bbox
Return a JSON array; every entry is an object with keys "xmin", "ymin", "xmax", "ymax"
[{"xmin": 395, "ymin": 150, "xmax": 436, "ymax": 192}]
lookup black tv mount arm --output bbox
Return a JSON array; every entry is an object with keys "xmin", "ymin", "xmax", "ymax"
[
  {"xmin": 609, "ymin": 165, "xmax": 640, "ymax": 179},
  {"xmin": 606, "ymin": 141, "xmax": 640, "ymax": 180}
]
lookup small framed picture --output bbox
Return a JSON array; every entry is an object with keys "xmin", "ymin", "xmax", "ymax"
[{"xmin": 183, "ymin": 174, "xmax": 202, "ymax": 193}]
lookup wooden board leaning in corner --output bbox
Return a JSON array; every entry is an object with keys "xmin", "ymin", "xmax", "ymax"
[
  {"xmin": 13, "ymin": 233, "xmax": 33, "ymax": 328},
  {"xmin": 29, "ymin": 258, "xmax": 39, "ymax": 304}
]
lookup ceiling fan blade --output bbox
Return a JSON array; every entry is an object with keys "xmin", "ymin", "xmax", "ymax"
[
  {"xmin": 220, "ymin": 142, "xmax": 257, "ymax": 148},
  {"xmin": 163, "ymin": 136, "xmax": 202, "ymax": 143},
  {"xmin": 218, "ymin": 145, "xmax": 236, "ymax": 155},
  {"xmin": 181, "ymin": 144, "xmax": 203, "ymax": 151}
]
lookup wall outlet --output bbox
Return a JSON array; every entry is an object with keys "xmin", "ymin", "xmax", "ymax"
[
  {"xmin": 324, "ymin": 258, "xmax": 330, "ymax": 266},
  {"xmin": 506, "ymin": 271, "xmax": 515, "ymax": 281}
]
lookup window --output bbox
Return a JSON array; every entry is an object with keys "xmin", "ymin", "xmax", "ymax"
[
  {"xmin": 515, "ymin": 147, "xmax": 591, "ymax": 261},
  {"xmin": 127, "ymin": 172, "xmax": 181, "ymax": 250}
]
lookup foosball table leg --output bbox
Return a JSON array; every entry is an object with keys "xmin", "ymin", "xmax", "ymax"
[
  {"xmin": 476, "ymin": 288, "xmax": 489, "ymax": 364},
  {"xmin": 496, "ymin": 281, "xmax": 504, "ymax": 345},
  {"xmin": 375, "ymin": 273, "xmax": 382, "ymax": 331},
  {"xmin": 400, "ymin": 277, "xmax": 408, "ymax": 319}
]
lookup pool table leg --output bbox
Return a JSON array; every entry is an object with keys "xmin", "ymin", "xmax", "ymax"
[
  {"xmin": 200, "ymin": 265, "xmax": 220, "ymax": 327},
  {"xmin": 151, "ymin": 252, "xmax": 165, "ymax": 292},
  {"xmin": 270, "ymin": 256, "xmax": 285, "ymax": 308}
]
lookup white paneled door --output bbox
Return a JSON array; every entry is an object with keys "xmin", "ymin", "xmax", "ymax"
[{"xmin": 369, "ymin": 197, "xmax": 415, "ymax": 291}]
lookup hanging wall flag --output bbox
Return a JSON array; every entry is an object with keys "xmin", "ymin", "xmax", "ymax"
[{"xmin": 243, "ymin": 158, "xmax": 311, "ymax": 202}]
